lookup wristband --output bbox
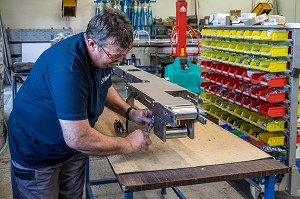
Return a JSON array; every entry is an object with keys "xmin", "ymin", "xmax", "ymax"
[{"xmin": 125, "ymin": 107, "xmax": 133, "ymax": 120}]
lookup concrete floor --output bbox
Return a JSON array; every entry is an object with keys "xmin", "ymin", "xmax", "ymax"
[{"xmin": 0, "ymin": 75, "xmax": 299, "ymax": 199}]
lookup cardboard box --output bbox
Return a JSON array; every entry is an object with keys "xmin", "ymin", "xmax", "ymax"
[
  {"xmin": 209, "ymin": 13, "xmax": 230, "ymax": 25},
  {"xmin": 244, "ymin": 13, "xmax": 268, "ymax": 26},
  {"xmin": 268, "ymin": 15, "xmax": 286, "ymax": 25},
  {"xmin": 239, "ymin": 13, "xmax": 257, "ymax": 22},
  {"xmin": 230, "ymin": 10, "xmax": 241, "ymax": 17}
]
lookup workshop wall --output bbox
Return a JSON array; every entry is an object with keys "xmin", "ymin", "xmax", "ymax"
[{"xmin": 0, "ymin": 0, "xmax": 299, "ymax": 34}]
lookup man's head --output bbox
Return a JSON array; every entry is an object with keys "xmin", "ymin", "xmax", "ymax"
[{"xmin": 85, "ymin": 8, "xmax": 133, "ymax": 67}]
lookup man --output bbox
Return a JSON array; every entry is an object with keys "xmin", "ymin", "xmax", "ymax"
[{"xmin": 8, "ymin": 8, "xmax": 153, "ymax": 199}]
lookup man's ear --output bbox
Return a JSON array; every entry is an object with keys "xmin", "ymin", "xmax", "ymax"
[{"xmin": 87, "ymin": 39, "xmax": 97, "ymax": 50}]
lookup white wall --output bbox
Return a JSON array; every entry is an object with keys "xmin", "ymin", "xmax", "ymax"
[
  {"xmin": 0, "ymin": 0, "xmax": 298, "ymax": 34},
  {"xmin": 0, "ymin": 0, "xmax": 95, "ymax": 33},
  {"xmin": 277, "ymin": 0, "xmax": 300, "ymax": 23}
]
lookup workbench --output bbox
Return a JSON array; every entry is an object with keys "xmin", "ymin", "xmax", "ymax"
[{"xmin": 86, "ymin": 108, "xmax": 289, "ymax": 199}]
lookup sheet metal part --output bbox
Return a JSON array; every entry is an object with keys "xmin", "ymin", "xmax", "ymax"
[{"xmin": 114, "ymin": 65, "xmax": 205, "ymax": 142}]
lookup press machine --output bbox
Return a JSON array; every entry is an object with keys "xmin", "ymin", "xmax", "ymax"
[{"xmin": 164, "ymin": 0, "xmax": 202, "ymax": 94}]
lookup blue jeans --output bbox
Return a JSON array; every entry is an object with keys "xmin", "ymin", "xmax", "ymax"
[{"xmin": 11, "ymin": 153, "xmax": 89, "ymax": 199}]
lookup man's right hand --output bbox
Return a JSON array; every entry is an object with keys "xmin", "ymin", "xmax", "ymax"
[{"xmin": 125, "ymin": 129, "xmax": 152, "ymax": 153}]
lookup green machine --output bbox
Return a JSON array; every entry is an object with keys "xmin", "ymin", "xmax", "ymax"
[{"xmin": 164, "ymin": 57, "xmax": 203, "ymax": 94}]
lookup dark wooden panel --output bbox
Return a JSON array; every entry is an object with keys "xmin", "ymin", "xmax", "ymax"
[{"xmin": 114, "ymin": 158, "xmax": 288, "ymax": 192}]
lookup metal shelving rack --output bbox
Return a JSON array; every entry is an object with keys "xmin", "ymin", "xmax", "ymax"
[{"xmin": 200, "ymin": 24, "xmax": 300, "ymax": 196}]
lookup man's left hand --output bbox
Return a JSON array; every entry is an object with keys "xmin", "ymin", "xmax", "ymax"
[{"xmin": 129, "ymin": 109, "xmax": 154, "ymax": 132}]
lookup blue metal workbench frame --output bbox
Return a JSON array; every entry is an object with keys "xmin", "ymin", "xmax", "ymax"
[
  {"xmin": 85, "ymin": 158, "xmax": 188, "ymax": 199},
  {"xmin": 85, "ymin": 157, "xmax": 277, "ymax": 199}
]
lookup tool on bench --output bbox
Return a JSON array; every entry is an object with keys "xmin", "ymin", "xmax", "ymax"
[{"xmin": 114, "ymin": 65, "xmax": 207, "ymax": 142}]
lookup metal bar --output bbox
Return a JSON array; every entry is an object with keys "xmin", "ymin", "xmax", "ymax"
[
  {"xmin": 172, "ymin": 187, "xmax": 187, "ymax": 199},
  {"xmin": 12, "ymin": 75, "xmax": 17, "ymax": 106},
  {"xmin": 85, "ymin": 157, "xmax": 118, "ymax": 198},
  {"xmin": 264, "ymin": 175, "xmax": 275, "ymax": 199},
  {"xmin": 86, "ymin": 182, "xmax": 94, "ymax": 199},
  {"xmin": 90, "ymin": 178, "xmax": 117, "ymax": 186},
  {"xmin": 287, "ymin": 27, "xmax": 300, "ymax": 196},
  {"xmin": 85, "ymin": 159, "xmax": 93, "ymax": 199},
  {"xmin": 0, "ymin": 11, "xmax": 12, "ymax": 85},
  {"xmin": 161, "ymin": 188, "xmax": 167, "ymax": 195},
  {"xmin": 124, "ymin": 192, "xmax": 133, "ymax": 199}
]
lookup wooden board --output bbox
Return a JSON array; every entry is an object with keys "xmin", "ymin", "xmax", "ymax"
[{"xmin": 95, "ymin": 108, "xmax": 271, "ymax": 174}]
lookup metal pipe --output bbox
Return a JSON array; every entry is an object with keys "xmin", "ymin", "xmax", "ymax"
[{"xmin": 166, "ymin": 126, "xmax": 188, "ymax": 139}]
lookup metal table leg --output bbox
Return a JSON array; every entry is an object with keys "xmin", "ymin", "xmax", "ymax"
[
  {"xmin": 124, "ymin": 192, "xmax": 133, "ymax": 199},
  {"xmin": 264, "ymin": 175, "xmax": 275, "ymax": 199}
]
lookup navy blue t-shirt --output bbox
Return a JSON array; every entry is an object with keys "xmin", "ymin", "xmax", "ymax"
[{"xmin": 8, "ymin": 32, "xmax": 112, "ymax": 168}]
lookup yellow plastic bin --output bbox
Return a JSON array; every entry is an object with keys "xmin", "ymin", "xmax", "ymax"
[
  {"xmin": 221, "ymin": 54, "xmax": 231, "ymax": 63},
  {"xmin": 257, "ymin": 132, "xmax": 285, "ymax": 146},
  {"xmin": 261, "ymin": 30, "xmax": 289, "ymax": 41},
  {"xmin": 233, "ymin": 120, "xmax": 248, "ymax": 128},
  {"xmin": 201, "ymin": 40, "xmax": 211, "ymax": 47},
  {"xmin": 229, "ymin": 43, "xmax": 238, "ymax": 52},
  {"xmin": 252, "ymin": 30, "xmax": 262, "ymax": 40},
  {"xmin": 221, "ymin": 101, "xmax": 230, "ymax": 109},
  {"xmin": 199, "ymin": 92, "xmax": 213, "ymax": 99},
  {"xmin": 248, "ymin": 127, "xmax": 264, "ymax": 136},
  {"xmin": 235, "ymin": 56, "xmax": 246, "ymax": 67},
  {"xmin": 226, "ymin": 116, "xmax": 239, "ymax": 125},
  {"xmin": 229, "ymin": 30, "xmax": 237, "ymax": 38},
  {"xmin": 259, "ymin": 60, "xmax": 288, "ymax": 72},
  {"xmin": 260, "ymin": 46, "xmax": 289, "ymax": 57},
  {"xmin": 210, "ymin": 41, "xmax": 217, "ymax": 49},
  {"xmin": 216, "ymin": 29, "xmax": 224, "ymax": 38},
  {"xmin": 257, "ymin": 119, "xmax": 285, "ymax": 132},
  {"xmin": 226, "ymin": 104, "xmax": 240, "ymax": 113},
  {"xmin": 200, "ymin": 50, "xmax": 213, "ymax": 59},
  {"xmin": 248, "ymin": 114, "xmax": 269, "ymax": 123},
  {"xmin": 243, "ymin": 44, "xmax": 253, "ymax": 54},
  {"xmin": 240, "ymin": 124, "xmax": 257, "ymax": 135},
  {"xmin": 233, "ymin": 107, "xmax": 246, "ymax": 117},
  {"xmin": 250, "ymin": 45, "xmax": 262, "ymax": 55},
  {"xmin": 222, "ymin": 30, "xmax": 230, "ymax": 38},
  {"xmin": 243, "ymin": 30, "xmax": 253, "ymax": 40},
  {"xmin": 236, "ymin": 30, "xmax": 245, "ymax": 39},
  {"xmin": 209, "ymin": 52, "xmax": 219, "ymax": 61},
  {"xmin": 241, "ymin": 110, "xmax": 259, "ymax": 120},
  {"xmin": 216, "ymin": 41, "xmax": 225, "ymax": 50},
  {"xmin": 250, "ymin": 58, "xmax": 267, "ymax": 70},
  {"xmin": 220, "ymin": 113, "xmax": 232, "ymax": 121},
  {"xmin": 221, "ymin": 42, "xmax": 230, "ymax": 51},
  {"xmin": 210, "ymin": 29, "xmax": 218, "ymax": 37},
  {"xmin": 235, "ymin": 43, "xmax": 245, "ymax": 53},
  {"xmin": 201, "ymin": 29, "xmax": 211, "ymax": 37},
  {"xmin": 242, "ymin": 57, "xmax": 253, "ymax": 68}
]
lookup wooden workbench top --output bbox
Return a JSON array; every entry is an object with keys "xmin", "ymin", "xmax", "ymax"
[{"xmin": 95, "ymin": 108, "xmax": 288, "ymax": 192}]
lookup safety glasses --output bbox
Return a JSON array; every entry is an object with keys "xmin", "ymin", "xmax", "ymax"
[{"xmin": 98, "ymin": 44, "xmax": 131, "ymax": 61}]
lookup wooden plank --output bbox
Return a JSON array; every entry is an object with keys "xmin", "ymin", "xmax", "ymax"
[{"xmin": 114, "ymin": 158, "xmax": 288, "ymax": 192}]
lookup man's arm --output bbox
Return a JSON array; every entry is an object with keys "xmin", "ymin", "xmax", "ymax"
[
  {"xmin": 60, "ymin": 119, "xmax": 151, "ymax": 156},
  {"xmin": 105, "ymin": 86, "xmax": 153, "ymax": 128},
  {"xmin": 105, "ymin": 85, "xmax": 130, "ymax": 118}
]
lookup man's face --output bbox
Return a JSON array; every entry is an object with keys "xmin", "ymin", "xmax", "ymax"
[{"xmin": 90, "ymin": 39, "xmax": 131, "ymax": 68}]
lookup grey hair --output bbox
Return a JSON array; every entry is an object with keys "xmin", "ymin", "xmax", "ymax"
[{"xmin": 85, "ymin": 8, "xmax": 133, "ymax": 50}]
